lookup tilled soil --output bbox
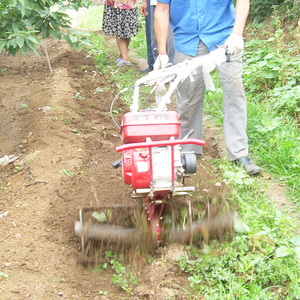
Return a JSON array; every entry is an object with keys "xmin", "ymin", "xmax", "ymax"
[{"xmin": 0, "ymin": 37, "xmax": 248, "ymax": 300}]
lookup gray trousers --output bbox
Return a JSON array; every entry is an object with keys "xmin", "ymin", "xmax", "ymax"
[{"xmin": 175, "ymin": 41, "xmax": 248, "ymax": 161}]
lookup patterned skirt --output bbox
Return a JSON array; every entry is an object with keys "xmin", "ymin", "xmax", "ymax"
[{"xmin": 102, "ymin": 4, "xmax": 139, "ymax": 39}]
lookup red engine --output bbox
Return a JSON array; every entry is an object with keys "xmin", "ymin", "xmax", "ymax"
[{"xmin": 116, "ymin": 110, "xmax": 205, "ymax": 197}]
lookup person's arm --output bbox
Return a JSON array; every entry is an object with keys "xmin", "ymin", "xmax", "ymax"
[
  {"xmin": 154, "ymin": 2, "xmax": 170, "ymax": 55},
  {"xmin": 224, "ymin": 0, "xmax": 250, "ymax": 55},
  {"xmin": 106, "ymin": 0, "xmax": 114, "ymax": 6},
  {"xmin": 140, "ymin": 0, "xmax": 148, "ymax": 17},
  {"xmin": 232, "ymin": 0, "xmax": 250, "ymax": 35}
]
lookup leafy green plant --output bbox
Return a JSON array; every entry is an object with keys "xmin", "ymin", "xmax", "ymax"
[
  {"xmin": 76, "ymin": 109, "xmax": 85, "ymax": 115},
  {"xmin": 175, "ymin": 166, "xmax": 300, "ymax": 299},
  {"xmin": 249, "ymin": 0, "xmax": 299, "ymax": 21},
  {"xmin": 110, "ymin": 258, "xmax": 138, "ymax": 293},
  {"xmin": 98, "ymin": 290, "xmax": 108, "ymax": 295},
  {"xmin": 91, "ymin": 251, "xmax": 138, "ymax": 293},
  {"xmin": 0, "ymin": 0, "xmax": 91, "ymax": 55},
  {"xmin": 91, "ymin": 263, "xmax": 108, "ymax": 275},
  {"xmin": 268, "ymin": 81, "xmax": 300, "ymax": 119},
  {"xmin": 13, "ymin": 166, "xmax": 22, "ymax": 173},
  {"xmin": 130, "ymin": 19, "xmax": 147, "ymax": 60},
  {"xmin": 249, "ymin": 0, "xmax": 284, "ymax": 21},
  {"xmin": 244, "ymin": 14, "xmax": 300, "ymax": 101},
  {"xmin": 60, "ymin": 169, "xmax": 75, "ymax": 177},
  {"xmin": 72, "ymin": 91, "xmax": 85, "ymax": 101},
  {"xmin": 85, "ymin": 33, "xmax": 111, "ymax": 71},
  {"xmin": 223, "ymin": 170, "xmax": 255, "ymax": 186},
  {"xmin": 72, "ymin": 128, "xmax": 81, "ymax": 135},
  {"xmin": 0, "ymin": 272, "xmax": 9, "ymax": 281}
]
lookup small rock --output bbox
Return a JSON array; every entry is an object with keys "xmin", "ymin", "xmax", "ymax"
[
  {"xmin": 39, "ymin": 106, "xmax": 52, "ymax": 112},
  {"xmin": 0, "ymin": 211, "xmax": 9, "ymax": 218}
]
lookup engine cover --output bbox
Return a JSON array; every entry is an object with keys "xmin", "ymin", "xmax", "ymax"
[
  {"xmin": 120, "ymin": 111, "xmax": 180, "ymax": 143},
  {"xmin": 122, "ymin": 148, "xmax": 151, "ymax": 189},
  {"xmin": 122, "ymin": 145, "xmax": 194, "ymax": 191}
]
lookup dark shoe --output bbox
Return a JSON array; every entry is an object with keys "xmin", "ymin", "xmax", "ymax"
[
  {"xmin": 235, "ymin": 156, "xmax": 262, "ymax": 175},
  {"xmin": 140, "ymin": 66, "xmax": 153, "ymax": 73}
]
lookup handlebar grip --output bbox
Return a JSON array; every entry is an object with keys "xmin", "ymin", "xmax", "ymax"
[{"xmin": 225, "ymin": 49, "xmax": 230, "ymax": 62}]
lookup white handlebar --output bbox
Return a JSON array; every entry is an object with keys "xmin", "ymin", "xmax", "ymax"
[{"xmin": 131, "ymin": 48, "xmax": 227, "ymax": 113}]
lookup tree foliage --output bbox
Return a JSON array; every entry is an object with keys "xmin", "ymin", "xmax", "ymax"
[
  {"xmin": 0, "ymin": 0, "xmax": 91, "ymax": 56},
  {"xmin": 250, "ymin": 0, "xmax": 300, "ymax": 21}
]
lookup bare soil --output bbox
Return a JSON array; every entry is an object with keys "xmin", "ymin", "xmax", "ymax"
[{"xmin": 0, "ymin": 36, "xmax": 291, "ymax": 300}]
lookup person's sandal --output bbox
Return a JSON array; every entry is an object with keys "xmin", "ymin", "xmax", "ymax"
[{"xmin": 116, "ymin": 59, "xmax": 131, "ymax": 67}]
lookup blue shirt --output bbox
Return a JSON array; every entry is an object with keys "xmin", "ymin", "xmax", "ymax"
[{"xmin": 158, "ymin": 0, "xmax": 236, "ymax": 56}]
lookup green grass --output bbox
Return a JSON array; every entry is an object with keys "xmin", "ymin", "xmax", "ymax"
[
  {"xmin": 174, "ymin": 159, "xmax": 300, "ymax": 299},
  {"xmin": 78, "ymin": 7, "xmax": 300, "ymax": 299},
  {"xmin": 76, "ymin": 5, "xmax": 104, "ymax": 31},
  {"xmin": 205, "ymin": 18, "xmax": 300, "ymax": 205},
  {"xmin": 130, "ymin": 16, "xmax": 148, "ymax": 60}
]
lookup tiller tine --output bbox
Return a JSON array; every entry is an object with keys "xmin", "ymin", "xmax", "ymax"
[
  {"xmin": 165, "ymin": 197, "xmax": 234, "ymax": 245},
  {"xmin": 75, "ymin": 223, "xmax": 139, "ymax": 244},
  {"xmin": 74, "ymin": 204, "xmax": 154, "ymax": 263}
]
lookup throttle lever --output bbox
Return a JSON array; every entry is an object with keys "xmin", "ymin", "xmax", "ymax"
[{"xmin": 183, "ymin": 129, "xmax": 195, "ymax": 139}]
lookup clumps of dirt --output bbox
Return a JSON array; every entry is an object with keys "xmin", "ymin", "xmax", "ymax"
[{"xmin": 134, "ymin": 244, "xmax": 192, "ymax": 300}]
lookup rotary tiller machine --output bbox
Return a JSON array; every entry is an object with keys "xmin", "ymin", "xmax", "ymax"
[{"xmin": 74, "ymin": 48, "xmax": 234, "ymax": 259}]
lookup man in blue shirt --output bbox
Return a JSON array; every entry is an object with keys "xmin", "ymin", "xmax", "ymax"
[{"xmin": 154, "ymin": 0, "xmax": 261, "ymax": 175}]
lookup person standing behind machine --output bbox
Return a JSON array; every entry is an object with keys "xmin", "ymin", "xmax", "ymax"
[
  {"xmin": 153, "ymin": 0, "xmax": 262, "ymax": 175},
  {"xmin": 102, "ymin": 0, "xmax": 139, "ymax": 66},
  {"xmin": 140, "ymin": 0, "xmax": 174, "ymax": 73}
]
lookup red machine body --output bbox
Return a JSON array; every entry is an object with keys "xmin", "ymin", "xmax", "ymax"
[
  {"xmin": 120, "ymin": 110, "xmax": 182, "ymax": 191},
  {"xmin": 122, "ymin": 148, "xmax": 151, "ymax": 189},
  {"xmin": 120, "ymin": 111, "xmax": 180, "ymax": 143},
  {"xmin": 118, "ymin": 110, "xmax": 205, "ymax": 196}
]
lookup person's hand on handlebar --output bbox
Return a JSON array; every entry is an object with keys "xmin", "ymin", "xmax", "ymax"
[
  {"xmin": 153, "ymin": 54, "xmax": 169, "ymax": 70},
  {"xmin": 224, "ymin": 33, "xmax": 244, "ymax": 55}
]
